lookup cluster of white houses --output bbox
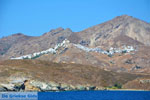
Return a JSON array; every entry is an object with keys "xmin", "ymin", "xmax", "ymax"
[
  {"xmin": 11, "ymin": 39, "xmax": 135, "ymax": 60},
  {"xmin": 11, "ymin": 39, "xmax": 70, "ymax": 60},
  {"xmin": 108, "ymin": 46, "xmax": 135, "ymax": 55},
  {"xmin": 74, "ymin": 44, "xmax": 135, "ymax": 56}
]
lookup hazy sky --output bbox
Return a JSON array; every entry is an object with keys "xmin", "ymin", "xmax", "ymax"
[{"xmin": 0, "ymin": 0, "xmax": 150, "ymax": 37}]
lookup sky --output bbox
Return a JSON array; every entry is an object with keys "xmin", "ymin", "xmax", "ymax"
[{"xmin": 0, "ymin": 0, "xmax": 150, "ymax": 38}]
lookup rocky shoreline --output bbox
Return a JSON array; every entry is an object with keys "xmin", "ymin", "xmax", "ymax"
[
  {"xmin": 1, "ymin": 78, "xmax": 150, "ymax": 92},
  {"xmin": 0, "ymin": 80, "xmax": 104, "ymax": 92},
  {"xmin": 0, "ymin": 60, "xmax": 150, "ymax": 92}
]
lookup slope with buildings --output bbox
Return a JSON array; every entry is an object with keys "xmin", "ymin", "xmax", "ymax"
[{"xmin": 0, "ymin": 15, "xmax": 150, "ymax": 91}]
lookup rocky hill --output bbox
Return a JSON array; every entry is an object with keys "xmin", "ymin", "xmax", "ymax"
[
  {"xmin": 0, "ymin": 15, "xmax": 150, "ymax": 74},
  {"xmin": 0, "ymin": 60, "xmax": 149, "ymax": 91},
  {"xmin": 69, "ymin": 15, "xmax": 150, "ymax": 48},
  {"xmin": 0, "ymin": 15, "xmax": 150, "ymax": 60},
  {"xmin": 7, "ymin": 38, "xmax": 150, "ymax": 74},
  {"xmin": 0, "ymin": 15, "xmax": 150, "ymax": 91},
  {"xmin": 0, "ymin": 27, "xmax": 73, "ymax": 60},
  {"xmin": 0, "ymin": 33, "xmax": 32, "ymax": 57}
]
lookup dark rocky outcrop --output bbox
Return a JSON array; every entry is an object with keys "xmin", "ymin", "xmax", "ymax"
[{"xmin": 0, "ymin": 85, "xmax": 7, "ymax": 92}]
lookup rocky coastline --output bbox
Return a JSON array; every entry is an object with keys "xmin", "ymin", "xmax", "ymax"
[
  {"xmin": 0, "ymin": 80, "xmax": 104, "ymax": 92},
  {"xmin": 0, "ymin": 60, "xmax": 150, "ymax": 92},
  {"xmin": 1, "ymin": 79, "xmax": 148, "ymax": 92}
]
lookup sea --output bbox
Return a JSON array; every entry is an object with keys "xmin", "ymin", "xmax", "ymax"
[{"xmin": 38, "ymin": 90, "xmax": 150, "ymax": 100}]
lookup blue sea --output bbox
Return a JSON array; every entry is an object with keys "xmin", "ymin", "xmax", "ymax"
[{"xmin": 38, "ymin": 90, "xmax": 150, "ymax": 100}]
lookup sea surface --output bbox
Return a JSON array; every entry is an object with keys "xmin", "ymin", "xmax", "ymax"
[{"xmin": 38, "ymin": 90, "xmax": 150, "ymax": 100}]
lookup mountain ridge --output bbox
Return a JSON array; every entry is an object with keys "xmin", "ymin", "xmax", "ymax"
[
  {"xmin": 0, "ymin": 15, "xmax": 150, "ymax": 91},
  {"xmin": 70, "ymin": 15, "xmax": 150, "ymax": 47},
  {"xmin": 0, "ymin": 15, "xmax": 150, "ymax": 74},
  {"xmin": 1, "ymin": 15, "xmax": 150, "ymax": 58}
]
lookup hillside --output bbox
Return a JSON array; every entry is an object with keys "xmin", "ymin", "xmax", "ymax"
[
  {"xmin": 0, "ymin": 28, "xmax": 73, "ymax": 60},
  {"xmin": 69, "ymin": 15, "xmax": 150, "ymax": 47},
  {"xmin": 0, "ymin": 15, "xmax": 150, "ymax": 74},
  {"xmin": 0, "ymin": 33, "xmax": 32, "ymax": 57},
  {"xmin": 7, "ymin": 39, "xmax": 150, "ymax": 74},
  {"xmin": 0, "ymin": 60, "xmax": 150, "ymax": 91},
  {"xmin": 0, "ymin": 15, "xmax": 150, "ymax": 60},
  {"xmin": 0, "ymin": 15, "xmax": 150, "ymax": 91}
]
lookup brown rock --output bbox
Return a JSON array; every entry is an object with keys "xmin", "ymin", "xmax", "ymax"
[{"xmin": 24, "ymin": 80, "xmax": 40, "ymax": 91}]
